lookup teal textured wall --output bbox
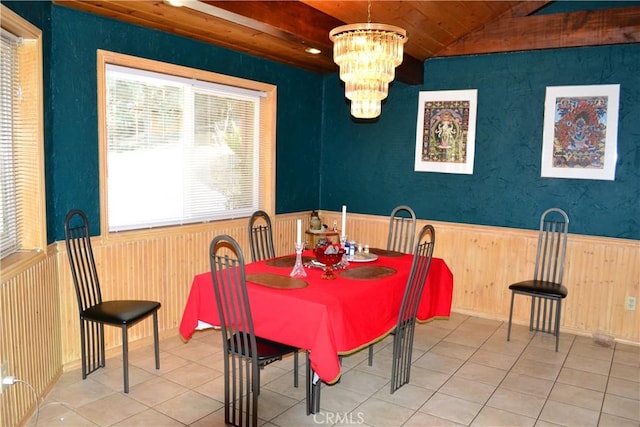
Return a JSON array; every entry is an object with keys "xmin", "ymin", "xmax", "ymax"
[
  {"xmin": 5, "ymin": 3, "xmax": 324, "ymax": 242},
  {"xmin": 320, "ymin": 45, "xmax": 639, "ymax": 239},
  {"xmin": 5, "ymin": 2, "xmax": 639, "ymax": 241}
]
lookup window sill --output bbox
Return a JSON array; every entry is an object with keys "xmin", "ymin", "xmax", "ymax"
[{"xmin": 0, "ymin": 250, "xmax": 47, "ymax": 282}]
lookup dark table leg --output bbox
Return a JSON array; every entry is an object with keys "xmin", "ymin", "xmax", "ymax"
[{"xmin": 305, "ymin": 352, "xmax": 321, "ymax": 414}]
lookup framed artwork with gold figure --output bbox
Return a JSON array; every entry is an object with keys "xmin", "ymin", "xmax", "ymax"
[
  {"xmin": 414, "ymin": 89, "xmax": 477, "ymax": 174},
  {"xmin": 541, "ymin": 84, "xmax": 620, "ymax": 180}
]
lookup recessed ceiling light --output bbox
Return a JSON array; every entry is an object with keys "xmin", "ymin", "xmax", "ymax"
[{"xmin": 305, "ymin": 47, "xmax": 321, "ymax": 55}]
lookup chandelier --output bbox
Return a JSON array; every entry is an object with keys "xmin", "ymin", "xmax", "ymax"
[{"xmin": 329, "ymin": 3, "xmax": 407, "ymax": 119}]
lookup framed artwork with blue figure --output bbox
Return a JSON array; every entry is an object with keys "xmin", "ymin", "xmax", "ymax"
[
  {"xmin": 414, "ymin": 89, "xmax": 477, "ymax": 174},
  {"xmin": 541, "ymin": 84, "xmax": 620, "ymax": 180}
]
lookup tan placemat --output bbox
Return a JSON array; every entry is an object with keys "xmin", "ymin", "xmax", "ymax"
[
  {"xmin": 339, "ymin": 266, "xmax": 397, "ymax": 280},
  {"xmin": 368, "ymin": 248, "xmax": 405, "ymax": 257},
  {"xmin": 265, "ymin": 255, "xmax": 314, "ymax": 267},
  {"xmin": 246, "ymin": 273, "xmax": 308, "ymax": 289}
]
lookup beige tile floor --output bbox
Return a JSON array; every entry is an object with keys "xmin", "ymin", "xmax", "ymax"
[{"xmin": 28, "ymin": 313, "xmax": 639, "ymax": 426}]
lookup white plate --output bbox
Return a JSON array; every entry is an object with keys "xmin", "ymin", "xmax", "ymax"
[{"xmin": 349, "ymin": 253, "xmax": 378, "ymax": 263}]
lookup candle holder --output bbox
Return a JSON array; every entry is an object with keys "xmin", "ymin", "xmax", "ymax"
[
  {"xmin": 339, "ymin": 235, "xmax": 349, "ymax": 268},
  {"xmin": 290, "ymin": 242, "xmax": 307, "ymax": 278}
]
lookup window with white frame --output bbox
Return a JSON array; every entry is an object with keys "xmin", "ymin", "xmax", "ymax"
[
  {"xmin": 0, "ymin": 6, "xmax": 46, "ymax": 263},
  {"xmin": 99, "ymin": 51, "xmax": 276, "ymax": 232}
]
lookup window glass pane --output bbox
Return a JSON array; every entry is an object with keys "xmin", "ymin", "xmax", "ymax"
[
  {"xmin": 106, "ymin": 65, "xmax": 261, "ymax": 231},
  {"xmin": 0, "ymin": 29, "xmax": 19, "ymax": 257}
]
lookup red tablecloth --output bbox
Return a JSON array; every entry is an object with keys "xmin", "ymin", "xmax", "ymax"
[{"xmin": 179, "ymin": 252, "xmax": 453, "ymax": 384}]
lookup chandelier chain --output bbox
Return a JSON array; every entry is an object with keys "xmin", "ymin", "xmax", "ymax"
[{"xmin": 367, "ymin": 0, "xmax": 371, "ymax": 24}]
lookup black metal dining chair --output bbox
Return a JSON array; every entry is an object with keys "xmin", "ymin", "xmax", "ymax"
[
  {"xmin": 210, "ymin": 234, "xmax": 303, "ymax": 426},
  {"xmin": 390, "ymin": 224, "xmax": 435, "ymax": 393},
  {"xmin": 248, "ymin": 210, "xmax": 276, "ymax": 262},
  {"xmin": 369, "ymin": 204, "xmax": 418, "ymax": 365},
  {"xmin": 64, "ymin": 209, "xmax": 160, "ymax": 393},
  {"xmin": 507, "ymin": 208, "xmax": 569, "ymax": 352}
]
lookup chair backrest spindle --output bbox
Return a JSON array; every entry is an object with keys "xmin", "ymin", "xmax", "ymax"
[
  {"xmin": 248, "ymin": 210, "xmax": 276, "ymax": 262},
  {"xmin": 397, "ymin": 225, "xmax": 435, "ymax": 325},
  {"xmin": 64, "ymin": 209, "xmax": 103, "ymax": 313},
  {"xmin": 533, "ymin": 208, "xmax": 569, "ymax": 284},
  {"xmin": 387, "ymin": 205, "xmax": 417, "ymax": 254}
]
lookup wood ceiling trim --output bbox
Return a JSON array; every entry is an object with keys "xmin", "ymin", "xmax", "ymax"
[
  {"xmin": 54, "ymin": 0, "xmax": 339, "ymax": 73},
  {"xmin": 438, "ymin": 7, "xmax": 640, "ymax": 57}
]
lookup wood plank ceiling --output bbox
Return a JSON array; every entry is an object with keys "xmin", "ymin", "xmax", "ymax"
[{"xmin": 55, "ymin": 0, "xmax": 640, "ymax": 85}]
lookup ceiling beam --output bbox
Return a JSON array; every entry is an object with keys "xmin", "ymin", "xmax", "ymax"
[
  {"xmin": 201, "ymin": 1, "xmax": 343, "ymax": 46},
  {"xmin": 437, "ymin": 6, "xmax": 640, "ymax": 57}
]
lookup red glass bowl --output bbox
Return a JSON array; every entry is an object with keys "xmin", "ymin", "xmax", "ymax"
[
  {"xmin": 314, "ymin": 247, "xmax": 345, "ymax": 267},
  {"xmin": 313, "ymin": 246, "xmax": 345, "ymax": 280}
]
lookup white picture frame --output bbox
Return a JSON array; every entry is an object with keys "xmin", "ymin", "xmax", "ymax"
[
  {"xmin": 414, "ymin": 89, "xmax": 477, "ymax": 174},
  {"xmin": 541, "ymin": 84, "xmax": 620, "ymax": 180}
]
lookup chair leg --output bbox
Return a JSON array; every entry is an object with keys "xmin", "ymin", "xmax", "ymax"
[
  {"xmin": 529, "ymin": 296, "xmax": 536, "ymax": 331},
  {"xmin": 293, "ymin": 351, "xmax": 299, "ymax": 388},
  {"xmin": 306, "ymin": 352, "xmax": 312, "ymax": 415},
  {"xmin": 305, "ymin": 351, "xmax": 321, "ymax": 415},
  {"xmin": 542, "ymin": 298, "xmax": 550, "ymax": 332},
  {"xmin": 251, "ymin": 362, "xmax": 259, "ymax": 427},
  {"xmin": 80, "ymin": 319, "xmax": 88, "ymax": 379},
  {"xmin": 368, "ymin": 345, "xmax": 373, "ymax": 366},
  {"xmin": 153, "ymin": 311, "xmax": 160, "ymax": 370},
  {"xmin": 222, "ymin": 354, "xmax": 231, "ymax": 425},
  {"xmin": 507, "ymin": 292, "xmax": 515, "ymax": 342},
  {"xmin": 98, "ymin": 323, "xmax": 106, "ymax": 369},
  {"xmin": 122, "ymin": 326, "xmax": 129, "ymax": 393},
  {"xmin": 256, "ymin": 361, "xmax": 261, "ymax": 394},
  {"xmin": 554, "ymin": 299, "xmax": 562, "ymax": 352},
  {"xmin": 313, "ymin": 380, "xmax": 321, "ymax": 414}
]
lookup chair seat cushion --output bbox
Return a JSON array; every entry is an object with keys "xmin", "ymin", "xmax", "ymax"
[
  {"xmin": 82, "ymin": 300, "xmax": 161, "ymax": 325},
  {"xmin": 228, "ymin": 333, "xmax": 298, "ymax": 363},
  {"xmin": 509, "ymin": 280, "xmax": 568, "ymax": 298},
  {"xmin": 255, "ymin": 336, "xmax": 298, "ymax": 362}
]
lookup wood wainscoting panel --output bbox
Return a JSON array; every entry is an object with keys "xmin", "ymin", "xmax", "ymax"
[
  {"xmin": 1, "ymin": 250, "xmax": 61, "ymax": 427},
  {"xmin": 52, "ymin": 212, "xmax": 639, "ymax": 367}
]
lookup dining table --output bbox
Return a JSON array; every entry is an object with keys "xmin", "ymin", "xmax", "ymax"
[{"xmin": 179, "ymin": 248, "xmax": 454, "ymax": 413}]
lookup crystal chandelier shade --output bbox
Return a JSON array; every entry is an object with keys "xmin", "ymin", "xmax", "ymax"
[{"xmin": 330, "ymin": 22, "xmax": 407, "ymax": 119}]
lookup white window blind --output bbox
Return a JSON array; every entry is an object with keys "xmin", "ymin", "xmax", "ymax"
[
  {"xmin": 0, "ymin": 6, "xmax": 46, "ymax": 265},
  {"xmin": 105, "ymin": 64, "xmax": 263, "ymax": 231},
  {"xmin": 0, "ymin": 29, "xmax": 20, "ymax": 257}
]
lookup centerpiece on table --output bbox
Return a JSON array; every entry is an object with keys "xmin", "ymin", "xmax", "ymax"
[{"xmin": 313, "ymin": 240, "xmax": 345, "ymax": 280}]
